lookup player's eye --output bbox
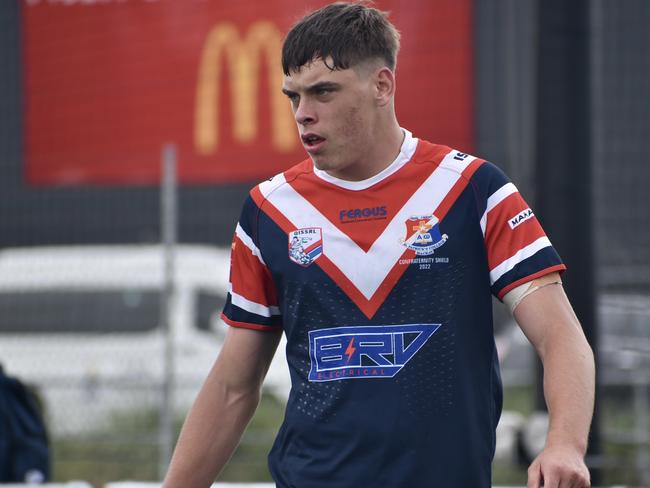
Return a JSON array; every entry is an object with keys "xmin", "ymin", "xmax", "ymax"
[
  {"xmin": 286, "ymin": 93, "xmax": 299, "ymax": 107},
  {"xmin": 315, "ymin": 87, "xmax": 333, "ymax": 97}
]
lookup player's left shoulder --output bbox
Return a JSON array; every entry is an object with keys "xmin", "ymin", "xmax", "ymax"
[
  {"xmin": 410, "ymin": 139, "xmax": 478, "ymax": 172},
  {"xmin": 417, "ymin": 141, "xmax": 514, "ymax": 211},
  {"xmin": 415, "ymin": 138, "xmax": 484, "ymax": 170}
]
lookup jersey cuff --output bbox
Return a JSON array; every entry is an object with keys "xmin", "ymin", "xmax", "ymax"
[
  {"xmin": 220, "ymin": 313, "xmax": 282, "ymax": 332},
  {"xmin": 496, "ymin": 264, "xmax": 566, "ymax": 301}
]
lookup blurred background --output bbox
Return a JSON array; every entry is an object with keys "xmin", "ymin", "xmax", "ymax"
[{"xmin": 0, "ymin": 0, "xmax": 648, "ymax": 486}]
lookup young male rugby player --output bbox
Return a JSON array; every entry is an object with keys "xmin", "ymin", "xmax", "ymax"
[{"xmin": 164, "ymin": 3, "xmax": 594, "ymax": 487}]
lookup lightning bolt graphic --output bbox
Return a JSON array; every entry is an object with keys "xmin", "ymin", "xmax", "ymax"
[{"xmin": 345, "ymin": 337, "xmax": 356, "ymax": 363}]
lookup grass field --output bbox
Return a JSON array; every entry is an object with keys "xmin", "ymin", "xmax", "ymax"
[{"xmin": 52, "ymin": 386, "xmax": 646, "ymax": 487}]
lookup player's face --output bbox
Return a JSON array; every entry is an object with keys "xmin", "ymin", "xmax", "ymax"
[{"xmin": 282, "ymin": 58, "xmax": 379, "ymax": 180}]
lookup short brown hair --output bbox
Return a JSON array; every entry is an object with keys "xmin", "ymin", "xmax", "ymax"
[{"xmin": 282, "ymin": 2, "xmax": 401, "ymax": 75}]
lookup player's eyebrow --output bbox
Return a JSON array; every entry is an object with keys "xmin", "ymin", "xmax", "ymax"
[
  {"xmin": 282, "ymin": 81, "xmax": 341, "ymax": 97},
  {"xmin": 305, "ymin": 81, "xmax": 340, "ymax": 95},
  {"xmin": 281, "ymin": 87, "xmax": 298, "ymax": 98}
]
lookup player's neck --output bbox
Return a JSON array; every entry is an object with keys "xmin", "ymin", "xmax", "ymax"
[
  {"xmin": 373, "ymin": 121, "xmax": 404, "ymax": 171},
  {"xmin": 328, "ymin": 122, "xmax": 404, "ymax": 182}
]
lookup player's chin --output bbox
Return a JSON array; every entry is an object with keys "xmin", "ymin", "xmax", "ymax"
[{"xmin": 310, "ymin": 156, "xmax": 333, "ymax": 171}]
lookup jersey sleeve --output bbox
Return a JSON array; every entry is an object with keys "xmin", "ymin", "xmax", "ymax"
[
  {"xmin": 472, "ymin": 162, "xmax": 567, "ymax": 300},
  {"xmin": 220, "ymin": 194, "xmax": 282, "ymax": 332}
]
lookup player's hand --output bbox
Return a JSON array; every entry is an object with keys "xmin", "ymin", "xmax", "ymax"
[{"xmin": 526, "ymin": 445, "xmax": 590, "ymax": 488}]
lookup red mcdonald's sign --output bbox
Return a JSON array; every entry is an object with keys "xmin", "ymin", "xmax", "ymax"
[{"xmin": 22, "ymin": 0, "xmax": 473, "ymax": 186}]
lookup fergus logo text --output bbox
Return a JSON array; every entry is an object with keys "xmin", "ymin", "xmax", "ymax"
[
  {"xmin": 508, "ymin": 208, "xmax": 534, "ymax": 229},
  {"xmin": 308, "ymin": 324, "xmax": 441, "ymax": 382},
  {"xmin": 339, "ymin": 206, "xmax": 387, "ymax": 223}
]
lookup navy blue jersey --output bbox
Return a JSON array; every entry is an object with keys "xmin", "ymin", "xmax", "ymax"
[{"xmin": 222, "ymin": 131, "xmax": 565, "ymax": 487}]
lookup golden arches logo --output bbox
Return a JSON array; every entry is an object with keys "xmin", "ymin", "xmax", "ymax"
[{"xmin": 195, "ymin": 21, "xmax": 297, "ymax": 154}]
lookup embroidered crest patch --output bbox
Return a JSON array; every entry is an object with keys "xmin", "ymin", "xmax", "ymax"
[
  {"xmin": 400, "ymin": 214, "xmax": 448, "ymax": 256},
  {"xmin": 288, "ymin": 227, "xmax": 323, "ymax": 266}
]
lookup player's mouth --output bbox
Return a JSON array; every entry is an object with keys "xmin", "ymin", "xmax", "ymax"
[{"xmin": 301, "ymin": 133, "xmax": 326, "ymax": 153}]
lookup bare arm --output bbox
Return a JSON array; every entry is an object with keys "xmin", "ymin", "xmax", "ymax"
[
  {"xmin": 163, "ymin": 326, "xmax": 282, "ymax": 488},
  {"xmin": 513, "ymin": 280, "xmax": 595, "ymax": 488}
]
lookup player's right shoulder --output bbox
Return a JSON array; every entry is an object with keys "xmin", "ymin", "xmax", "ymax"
[{"xmin": 249, "ymin": 158, "xmax": 312, "ymax": 208}]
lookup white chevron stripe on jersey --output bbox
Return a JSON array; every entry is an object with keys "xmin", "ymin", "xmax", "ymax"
[
  {"xmin": 489, "ymin": 236, "xmax": 552, "ymax": 284},
  {"xmin": 480, "ymin": 182, "xmax": 518, "ymax": 237},
  {"xmin": 229, "ymin": 285, "xmax": 281, "ymax": 317},
  {"xmin": 235, "ymin": 223, "xmax": 266, "ymax": 265},
  {"xmin": 258, "ymin": 150, "xmax": 476, "ymax": 301}
]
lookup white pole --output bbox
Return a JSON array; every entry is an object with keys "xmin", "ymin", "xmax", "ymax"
[{"xmin": 159, "ymin": 143, "xmax": 177, "ymax": 478}]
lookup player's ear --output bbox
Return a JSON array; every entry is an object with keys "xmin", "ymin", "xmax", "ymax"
[{"xmin": 374, "ymin": 67, "xmax": 395, "ymax": 107}]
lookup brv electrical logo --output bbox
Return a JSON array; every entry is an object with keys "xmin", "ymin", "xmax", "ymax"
[{"xmin": 308, "ymin": 324, "xmax": 441, "ymax": 382}]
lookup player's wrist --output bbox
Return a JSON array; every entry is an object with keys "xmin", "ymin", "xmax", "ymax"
[{"xmin": 545, "ymin": 432, "xmax": 588, "ymax": 457}]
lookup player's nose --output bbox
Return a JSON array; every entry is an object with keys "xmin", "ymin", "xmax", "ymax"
[{"xmin": 295, "ymin": 98, "xmax": 317, "ymax": 126}]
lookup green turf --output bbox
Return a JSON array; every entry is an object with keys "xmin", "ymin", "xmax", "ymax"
[{"xmin": 51, "ymin": 386, "xmax": 646, "ymax": 486}]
